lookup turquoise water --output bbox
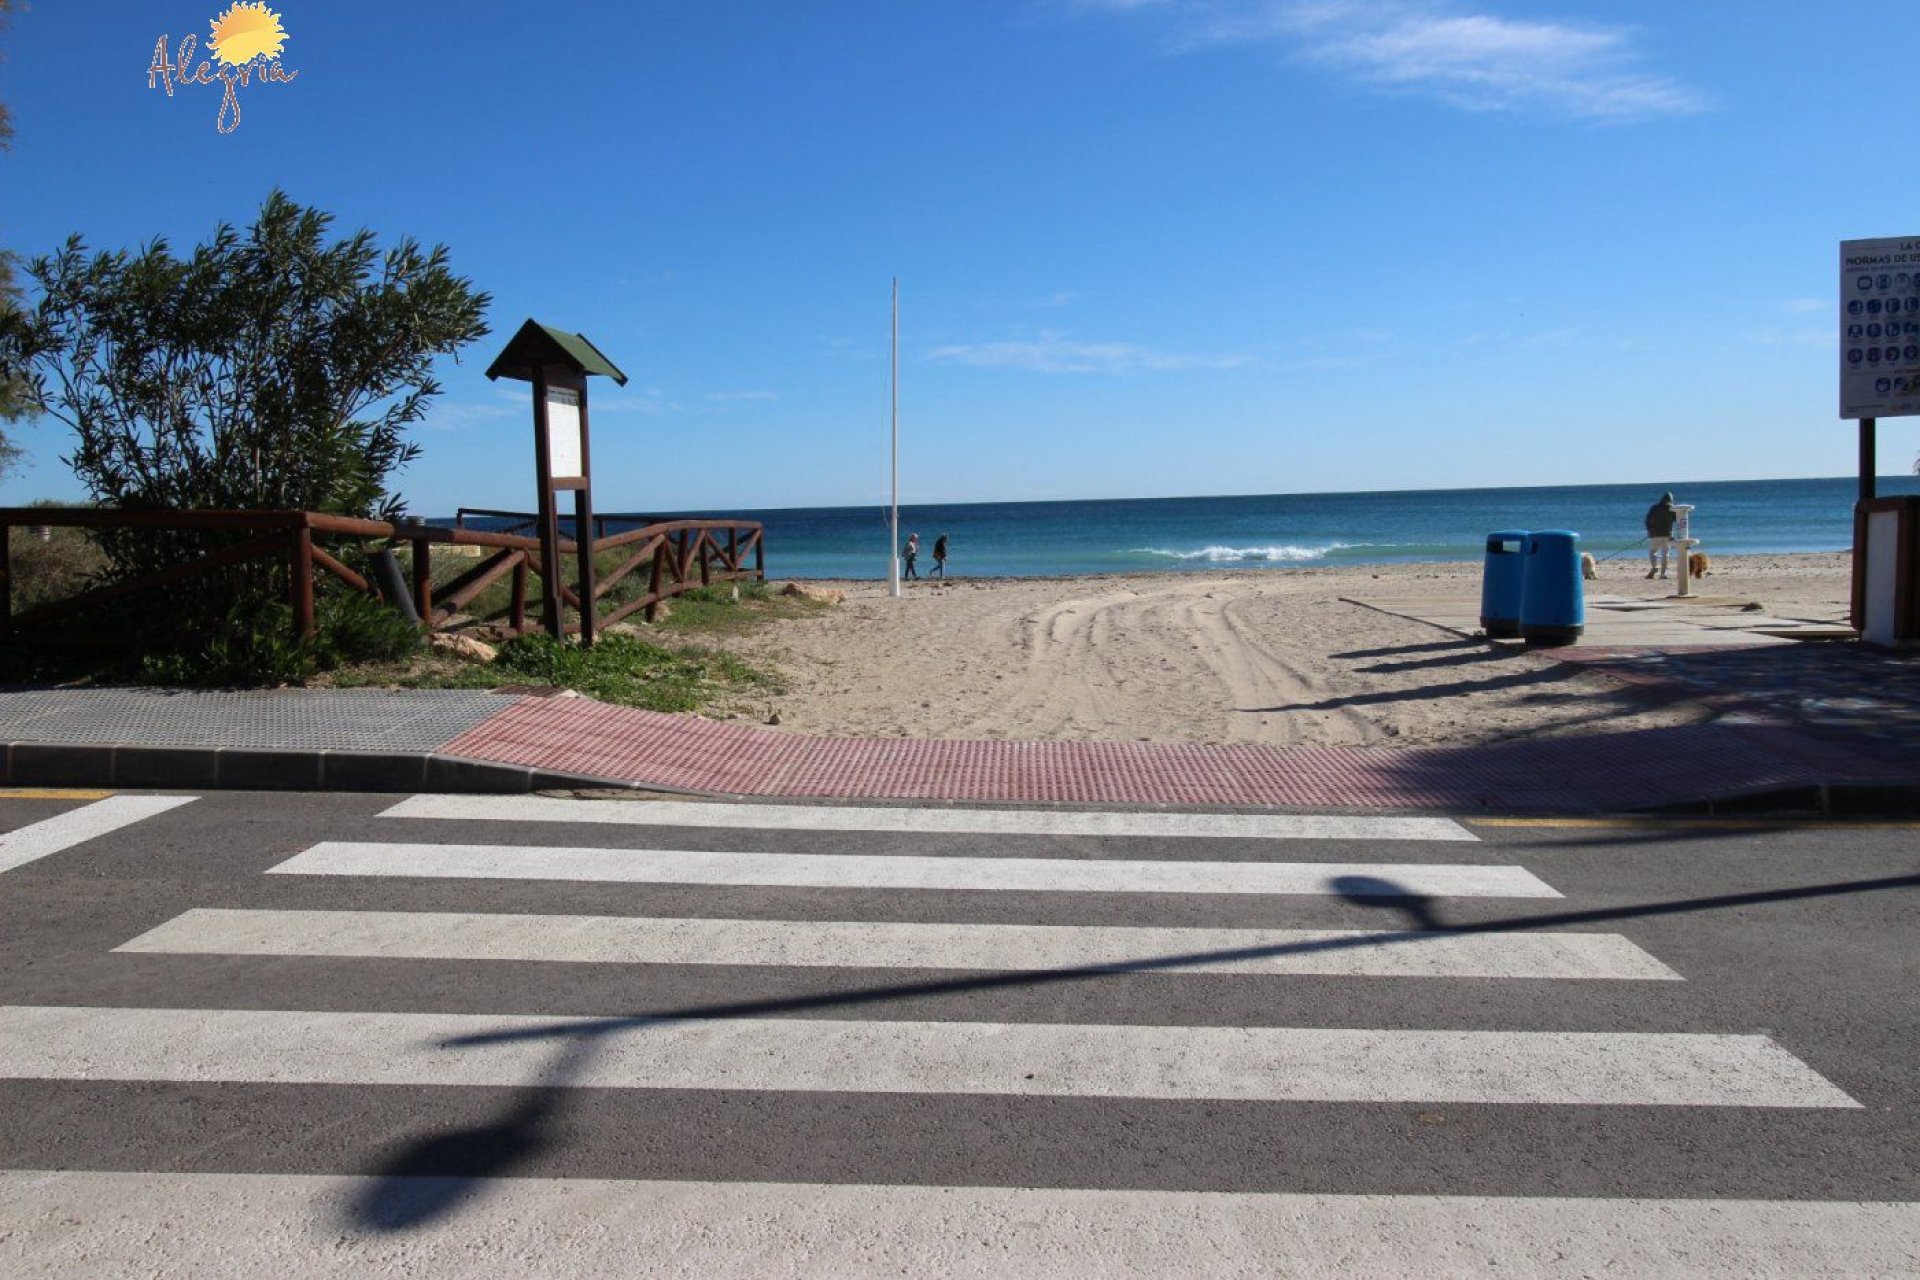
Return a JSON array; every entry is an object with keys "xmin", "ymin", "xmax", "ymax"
[{"xmin": 447, "ymin": 476, "xmax": 1920, "ymax": 580}]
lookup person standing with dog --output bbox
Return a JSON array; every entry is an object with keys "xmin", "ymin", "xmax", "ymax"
[{"xmin": 1643, "ymin": 491, "xmax": 1677, "ymax": 579}]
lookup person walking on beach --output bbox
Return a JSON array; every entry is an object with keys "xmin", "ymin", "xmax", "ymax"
[
  {"xmin": 902, "ymin": 532, "xmax": 919, "ymax": 580},
  {"xmin": 930, "ymin": 533, "xmax": 948, "ymax": 579},
  {"xmin": 1644, "ymin": 491, "xmax": 1677, "ymax": 579}
]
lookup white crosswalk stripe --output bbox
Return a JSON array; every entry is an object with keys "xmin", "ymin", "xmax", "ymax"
[
  {"xmin": 0, "ymin": 1004, "xmax": 1857, "ymax": 1107},
  {"xmin": 267, "ymin": 841, "xmax": 1561, "ymax": 896},
  {"xmin": 6, "ymin": 1172, "xmax": 1918, "ymax": 1279},
  {"xmin": 381, "ymin": 794, "xmax": 1482, "ymax": 841},
  {"xmin": 0, "ymin": 795, "xmax": 196, "ymax": 875},
  {"xmin": 118, "ymin": 907, "xmax": 1681, "ymax": 979}
]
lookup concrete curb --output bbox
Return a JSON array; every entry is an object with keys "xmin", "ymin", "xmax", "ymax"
[
  {"xmin": 3, "ymin": 736, "xmax": 1916, "ymax": 816},
  {"xmin": 1645, "ymin": 780, "xmax": 1920, "ymax": 819},
  {"xmin": 0, "ymin": 741, "xmax": 703, "ymax": 798}
]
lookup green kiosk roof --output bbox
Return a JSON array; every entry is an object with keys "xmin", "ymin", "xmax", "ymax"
[{"xmin": 485, "ymin": 319, "xmax": 629, "ymax": 386}]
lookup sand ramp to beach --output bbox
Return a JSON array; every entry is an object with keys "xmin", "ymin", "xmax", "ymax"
[{"xmin": 721, "ymin": 554, "xmax": 1849, "ymax": 749}]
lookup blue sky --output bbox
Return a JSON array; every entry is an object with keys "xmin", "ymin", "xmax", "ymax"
[{"xmin": 2, "ymin": 1, "xmax": 1914, "ymax": 514}]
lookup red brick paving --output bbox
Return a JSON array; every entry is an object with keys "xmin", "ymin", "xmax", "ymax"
[{"xmin": 439, "ymin": 696, "xmax": 1916, "ymax": 812}]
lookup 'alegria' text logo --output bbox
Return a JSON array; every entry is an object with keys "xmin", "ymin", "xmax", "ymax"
[{"xmin": 147, "ymin": 3, "xmax": 299, "ymax": 134}]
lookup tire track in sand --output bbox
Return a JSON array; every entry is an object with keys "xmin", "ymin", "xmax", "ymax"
[
  {"xmin": 1199, "ymin": 593, "xmax": 1386, "ymax": 745},
  {"xmin": 957, "ymin": 582, "xmax": 1384, "ymax": 745}
]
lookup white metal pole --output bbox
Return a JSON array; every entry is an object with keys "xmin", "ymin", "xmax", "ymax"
[{"xmin": 888, "ymin": 277, "xmax": 901, "ymax": 598}]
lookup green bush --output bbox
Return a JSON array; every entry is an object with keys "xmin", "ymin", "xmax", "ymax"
[
  {"xmin": 10, "ymin": 525, "xmax": 108, "ymax": 612},
  {"xmin": 315, "ymin": 590, "xmax": 421, "ymax": 666},
  {"xmin": 126, "ymin": 587, "xmax": 417, "ymax": 686},
  {"xmin": 137, "ymin": 594, "xmax": 314, "ymax": 686}
]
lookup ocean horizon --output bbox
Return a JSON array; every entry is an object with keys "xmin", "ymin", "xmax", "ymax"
[{"xmin": 437, "ymin": 475, "xmax": 1920, "ymax": 581}]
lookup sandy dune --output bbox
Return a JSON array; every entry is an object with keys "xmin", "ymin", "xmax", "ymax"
[{"xmin": 719, "ymin": 553, "xmax": 1852, "ymax": 749}]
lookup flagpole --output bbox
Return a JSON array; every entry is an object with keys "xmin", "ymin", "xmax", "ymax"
[{"xmin": 888, "ymin": 277, "xmax": 901, "ymax": 599}]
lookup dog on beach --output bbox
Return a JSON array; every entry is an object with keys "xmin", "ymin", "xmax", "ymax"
[
  {"xmin": 1580, "ymin": 551, "xmax": 1597, "ymax": 580},
  {"xmin": 1688, "ymin": 551, "xmax": 1710, "ymax": 578}
]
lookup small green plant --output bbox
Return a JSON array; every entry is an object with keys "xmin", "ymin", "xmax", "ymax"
[
  {"xmin": 652, "ymin": 579, "xmax": 824, "ymax": 636},
  {"xmin": 678, "ymin": 581, "xmax": 773, "ymax": 604},
  {"xmin": 424, "ymin": 632, "xmax": 777, "ymax": 713}
]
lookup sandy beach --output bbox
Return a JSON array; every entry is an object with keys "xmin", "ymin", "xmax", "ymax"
[{"xmin": 718, "ymin": 552, "xmax": 1854, "ymax": 748}]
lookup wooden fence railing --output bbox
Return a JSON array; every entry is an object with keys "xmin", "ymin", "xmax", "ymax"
[
  {"xmin": 453, "ymin": 507, "xmax": 666, "ymax": 541},
  {"xmin": 0, "ymin": 508, "xmax": 766, "ymax": 647}
]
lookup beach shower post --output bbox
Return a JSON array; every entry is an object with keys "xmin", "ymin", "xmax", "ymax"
[{"xmin": 1670, "ymin": 504, "xmax": 1698, "ymax": 598}]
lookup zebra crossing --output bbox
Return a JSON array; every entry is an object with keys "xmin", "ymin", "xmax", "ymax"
[{"xmin": 2, "ymin": 791, "xmax": 1915, "ymax": 1276}]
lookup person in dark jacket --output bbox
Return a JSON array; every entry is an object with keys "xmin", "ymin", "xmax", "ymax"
[
  {"xmin": 930, "ymin": 533, "xmax": 948, "ymax": 579},
  {"xmin": 1644, "ymin": 492, "xmax": 1677, "ymax": 579}
]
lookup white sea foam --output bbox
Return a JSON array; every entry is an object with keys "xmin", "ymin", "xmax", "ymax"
[{"xmin": 1132, "ymin": 543, "xmax": 1353, "ymax": 563}]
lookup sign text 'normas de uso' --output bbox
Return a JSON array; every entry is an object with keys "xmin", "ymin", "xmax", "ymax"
[{"xmin": 1840, "ymin": 236, "xmax": 1920, "ymax": 419}]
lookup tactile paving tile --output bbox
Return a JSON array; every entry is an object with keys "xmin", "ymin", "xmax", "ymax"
[
  {"xmin": 0, "ymin": 688, "xmax": 509, "ymax": 751},
  {"xmin": 441, "ymin": 698, "xmax": 1918, "ymax": 810}
]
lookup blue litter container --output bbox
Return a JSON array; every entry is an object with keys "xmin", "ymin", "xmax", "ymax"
[
  {"xmin": 1479, "ymin": 530, "xmax": 1529, "ymax": 638},
  {"xmin": 1520, "ymin": 530, "xmax": 1585, "ymax": 646}
]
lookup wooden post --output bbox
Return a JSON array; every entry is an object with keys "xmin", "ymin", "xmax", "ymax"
[
  {"xmin": 754, "ymin": 528, "xmax": 764, "ymax": 580},
  {"xmin": 645, "ymin": 541, "xmax": 665, "ymax": 623},
  {"xmin": 698, "ymin": 531, "xmax": 711, "ymax": 586},
  {"xmin": 575, "ymin": 488, "xmax": 597, "ymax": 647},
  {"xmin": 726, "ymin": 528, "xmax": 737, "ymax": 574},
  {"xmin": 510, "ymin": 553, "xmax": 528, "ymax": 633},
  {"xmin": 1860, "ymin": 418, "xmax": 1878, "ymax": 502},
  {"xmin": 0, "ymin": 522, "xmax": 11, "ymax": 641},
  {"xmin": 574, "ymin": 375, "xmax": 597, "ymax": 647},
  {"xmin": 290, "ymin": 525, "xmax": 316, "ymax": 642},
  {"xmin": 531, "ymin": 365, "xmax": 564, "ymax": 638},
  {"xmin": 1853, "ymin": 418, "xmax": 1878, "ymax": 631},
  {"xmin": 411, "ymin": 535, "xmax": 432, "ymax": 627}
]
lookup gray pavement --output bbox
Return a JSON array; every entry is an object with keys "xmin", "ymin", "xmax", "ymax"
[
  {"xmin": 0, "ymin": 688, "xmax": 508, "ymax": 750},
  {"xmin": 0, "ymin": 688, "xmax": 617, "ymax": 795},
  {"xmin": 1, "ymin": 788, "xmax": 1916, "ymax": 1274}
]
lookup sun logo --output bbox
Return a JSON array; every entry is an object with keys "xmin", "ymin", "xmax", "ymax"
[{"xmin": 206, "ymin": 2, "xmax": 288, "ymax": 66}]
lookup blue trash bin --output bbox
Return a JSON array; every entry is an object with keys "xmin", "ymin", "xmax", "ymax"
[
  {"xmin": 1479, "ymin": 530, "xmax": 1529, "ymax": 638},
  {"xmin": 1520, "ymin": 530, "xmax": 1585, "ymax": 646}
]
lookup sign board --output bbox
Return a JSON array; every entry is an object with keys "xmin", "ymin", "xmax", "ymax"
[
  {"xmin": 545, "ymin": 386, "xmax": 584, "ymax": 480},
  {"xmin": 1840, "ymin": 236, "xmax": 1920, "ymax": 419}
]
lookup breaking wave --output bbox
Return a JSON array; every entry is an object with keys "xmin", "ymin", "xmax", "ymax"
[{"xmin": 1131, "ymin": 543, "xmax": 1357, "ymax": 563}]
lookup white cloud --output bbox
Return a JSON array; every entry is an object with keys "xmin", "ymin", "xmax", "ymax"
[
  {"xmin": 927, "ymin": 331, "xmax": 1255, "ymax": 374},
  {"xmin": 1742, "ymin": 328, "xmax": 1833, "ymax": 349},
  {"xmin": 1080, "ymin": 1, "xmax": 1708, "ymax": 122},
  {"xmin": 418, "ymin": 396, "xmax": 520, "ymax": 432},
  {"xmin": 590, "ymin": 387, "xmax": 780, "ymax": 416},
  {"xmin": 593, "ymin": 388, "xmax": 682, "ymax": 416}
]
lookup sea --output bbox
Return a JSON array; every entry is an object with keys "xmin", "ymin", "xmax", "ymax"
[{"xmin": 439, "ymin": 475, "xmax": 1920, "ymax": 581}]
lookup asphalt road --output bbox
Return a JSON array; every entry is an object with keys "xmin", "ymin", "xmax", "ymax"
[{"xmin": 0, "ymin": 787, "xmax": 1915, "ymax": 1275}]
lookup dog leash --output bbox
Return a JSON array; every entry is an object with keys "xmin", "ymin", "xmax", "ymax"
[{"xmin": 1592, "ymin": 537, "xmax": 1649, "ymax": 565}]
